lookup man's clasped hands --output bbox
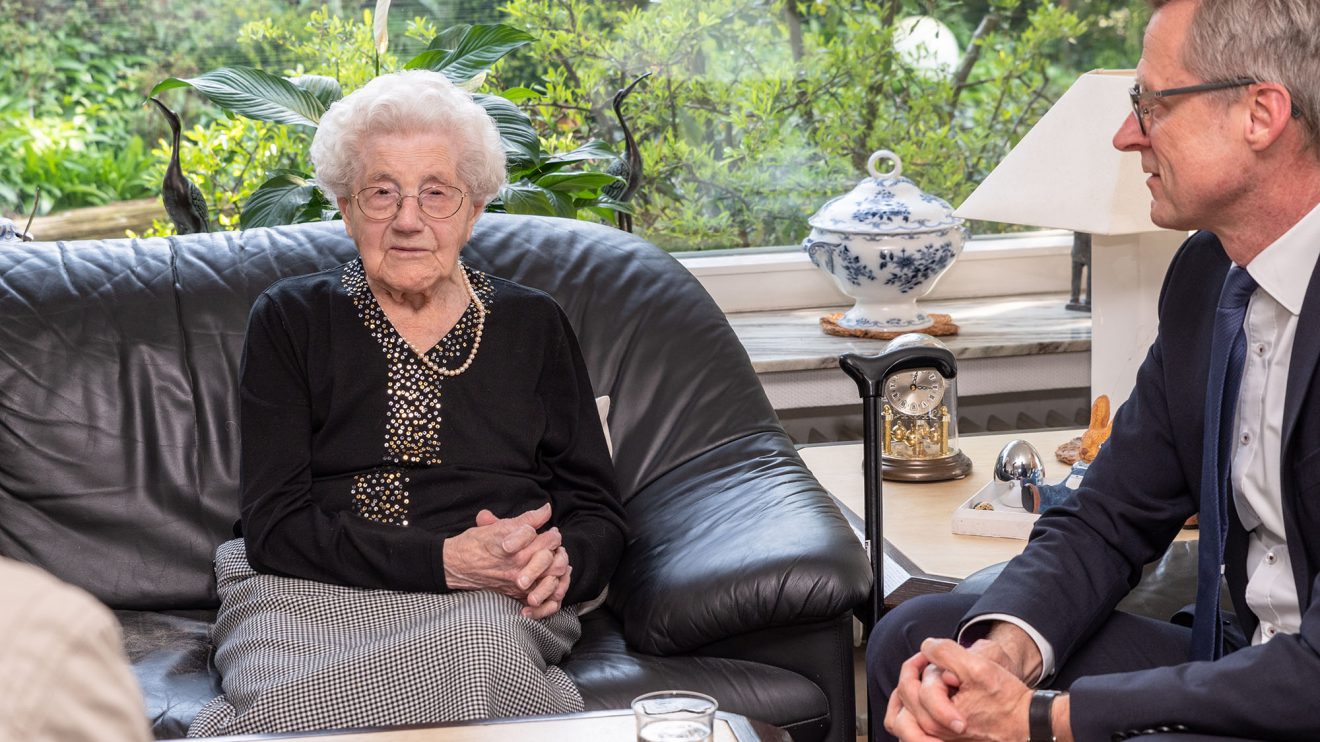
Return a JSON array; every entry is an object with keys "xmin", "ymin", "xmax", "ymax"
[
  {"xmin": 886, "ymin": 623, "xmax": 1070, "ymax": 742},
  {"xmin": 443, "ymin": 503, "xmax": 572, "ymax": 619}
]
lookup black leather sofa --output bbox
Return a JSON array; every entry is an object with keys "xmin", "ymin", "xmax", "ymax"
[{"xmin": 0, "ymin": 215, "xmax": 872, "ymax": 741}]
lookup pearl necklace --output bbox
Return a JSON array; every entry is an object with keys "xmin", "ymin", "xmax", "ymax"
[{"xmin": 410, "ymin": 266, "xmax": 486, "ymax": 377}]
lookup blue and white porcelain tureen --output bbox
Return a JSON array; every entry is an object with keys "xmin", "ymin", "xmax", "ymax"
[{"xmin": 803, "ymin": 149, "xmax": 969, "ymax": 330}]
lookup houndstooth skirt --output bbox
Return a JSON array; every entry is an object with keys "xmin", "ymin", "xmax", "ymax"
[{"xmin": 186, "ymin": 539, "xmax": 583, "ymax": 737}]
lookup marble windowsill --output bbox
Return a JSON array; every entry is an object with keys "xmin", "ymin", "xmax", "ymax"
[{"xmin": 729, "ymin": 292, "xmax": 1091, "ymax": 374}]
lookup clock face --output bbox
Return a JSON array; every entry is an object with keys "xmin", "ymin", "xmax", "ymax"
[{"xmin": 884, "ymin": 368, "xmax": 947, "ymax": 416}]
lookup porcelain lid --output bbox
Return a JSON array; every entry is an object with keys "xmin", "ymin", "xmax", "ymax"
[{"xmin": 808, "ymin": 150, "xmax": 962, "ymax": 235}]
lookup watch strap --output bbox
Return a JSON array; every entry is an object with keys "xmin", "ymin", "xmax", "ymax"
[{"xmin": 1028, "ymin": 689, "xmax": 1061, "ymax": 742}]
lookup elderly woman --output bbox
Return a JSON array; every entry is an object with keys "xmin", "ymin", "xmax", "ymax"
[{"xmin": 187, "ymin": 70, "xmax": 627, "ymax": 736}]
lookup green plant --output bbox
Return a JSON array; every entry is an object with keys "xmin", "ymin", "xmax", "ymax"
[
  {"xmin": 149, "ymin": 9, "xmax": 625, "ymax": 230},
  {"xmin": 0, "ymin": 0, "xmax": 320, "ymax": 217},
  {"xmin": 0, "ymin": 108, "xmax": 157, "ymax": 214},
  {"xmin": 499, "ymin": 0, "xmax": 1091, "ymax": 249},
  {"xmin": 143, "ymin": 117, "xmax": 315, "ymax": 234},
  {"xmin": 6, "ymin": 0, "xmax": 1149, "ymax": 249}
]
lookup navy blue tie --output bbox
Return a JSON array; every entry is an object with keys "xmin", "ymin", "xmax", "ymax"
[{"xmin": 1192, "ymin": 265, "xmax": 1257, "ymax": 661}]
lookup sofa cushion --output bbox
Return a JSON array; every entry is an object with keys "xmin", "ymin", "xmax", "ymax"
[
  {"xmin": 0, "ymin": 229, "xmax": 357, "ymax": 609},
  {"xmin": 563, "ymin": 610, "xmax": 828, "ymax": 736},
  {"xmin": 116, "ymin": 609, "xmax": 219, "ymax": 739}
]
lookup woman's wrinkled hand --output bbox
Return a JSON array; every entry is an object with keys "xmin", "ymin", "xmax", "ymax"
[
  {"xmin": 523, "ymin": 547, "xmax": 570, "ymax": 619},
  {"xmin": 443, "ymin": 503, "xmax": 571, "ymax": 617}
]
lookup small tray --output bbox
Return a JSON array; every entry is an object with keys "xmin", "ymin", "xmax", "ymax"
[{"xmin": 951, "ymin": 477, "xmax": 1063, "ymax": 540}]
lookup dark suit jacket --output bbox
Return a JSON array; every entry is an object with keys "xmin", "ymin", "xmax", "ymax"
[{"xmin": 967, "ymin": 230, "xmax": 1320, "ymax": 741}]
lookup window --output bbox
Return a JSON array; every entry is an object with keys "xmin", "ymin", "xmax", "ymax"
[{"xmin": 6, "ymin": 0, "xmax": 1144, "ymax": 262}]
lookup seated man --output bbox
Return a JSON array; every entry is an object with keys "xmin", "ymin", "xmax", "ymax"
[
  {"xmin": 0, "ymin": 557, "xmax": 152, "ymax": 742},
  {"xmin": 867, "ymin": 0, "xmax": 1320, "ymax": 740}
]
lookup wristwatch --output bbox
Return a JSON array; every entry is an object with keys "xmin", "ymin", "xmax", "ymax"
[{"xmin": 1029, "ymin": 689, "xmax": 1062, "ymax": 742}]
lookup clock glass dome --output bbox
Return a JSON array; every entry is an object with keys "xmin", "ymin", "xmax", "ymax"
[{"xmin": 878, "ymin": 333, "xmax": 970, "ymax": 481}]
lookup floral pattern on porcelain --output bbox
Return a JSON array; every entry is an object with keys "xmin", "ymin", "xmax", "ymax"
[
  {"xmin": 841, "ymin": 308, "xmax": 932, "ymax": 329},
  {"xmin": 802, "ymin": 149, "xmax": 968, "ymax": 330},
  {"xmin": 879, "ymin": 239, "xmax": 959, "ymax": 293},
  {"xmin": 810, "ymin": 183, "xmax": 962, "ymax": 234},
  {"xmin": 803, "ymin": 228, "xmax": 967, "ymax": 328},
  {"xmin": 805, "ymin": 241, "xmax": 877, "ymax": 287}
]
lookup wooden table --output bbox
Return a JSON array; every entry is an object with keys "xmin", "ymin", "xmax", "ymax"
[
  {"xmin": 799, "ymin": 429, "xmax": 1196, "ymax": 607},
  {"xmin": 197, "ymin": 709, "xmax": 787, "ymax": 742}
]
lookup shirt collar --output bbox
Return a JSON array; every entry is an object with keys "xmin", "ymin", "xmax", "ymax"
[{"xmin": 1244, "ymin": 201, "xmax": 1320, "ymax": 316}]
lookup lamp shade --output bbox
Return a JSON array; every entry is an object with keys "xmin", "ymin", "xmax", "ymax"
[{"xmin": 955, "ymin": 70, "xmax": 1162, "ymax": 235}]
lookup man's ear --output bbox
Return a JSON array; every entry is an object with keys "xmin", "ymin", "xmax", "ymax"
[{"xmin": 1244, "ymin": 82, "xmax": 1295, "ymax": 152}]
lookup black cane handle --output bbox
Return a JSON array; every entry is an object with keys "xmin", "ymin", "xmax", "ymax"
[{"xmin": 839, "ymin": 347, "xmax": 958, "ymax": 398}]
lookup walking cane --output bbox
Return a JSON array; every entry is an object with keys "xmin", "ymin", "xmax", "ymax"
[
  {"xmin": 841, "ymin": 346, "xmax": 960, "ymax": 739},
  {"xmin": 840, "ymin": 345, "xmax": 959, "ymax": 631},
  {"xmin": 839, "ymin": 353, "xmax": 888, "ymax": 632}
]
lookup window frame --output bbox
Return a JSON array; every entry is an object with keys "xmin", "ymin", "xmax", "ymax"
[{"xmin": 677, "ymin": 230, "xmax": 1076, "ymax": 314}]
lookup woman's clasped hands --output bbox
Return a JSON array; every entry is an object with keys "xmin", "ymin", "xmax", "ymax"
[{"xmin": 443, "ymin": 503, "xmax": 572, "ymax": 619}]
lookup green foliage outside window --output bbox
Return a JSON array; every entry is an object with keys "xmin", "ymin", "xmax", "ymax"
[
  {"xmin": 0, "ymin": 0, "xmax": 312, "ymax": 215},
  {"xmin": 141, "ymin": 8, "xmax": 373, "ymax": 234},
  {"xmin": 4, "ymin": 0, "xmax": 1151, "ymax": 250},
  {"xmin": 499, "ymin": 0, "xmax": 1098, "ymax": 249},
  {"xmin": 143, "ymin": 6, "xmax": 627, "ymax": 234}
]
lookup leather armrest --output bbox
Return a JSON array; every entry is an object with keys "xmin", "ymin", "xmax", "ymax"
[{"xmin": 607, "ymin": 432, "xmax": 873, "ymax": 655}]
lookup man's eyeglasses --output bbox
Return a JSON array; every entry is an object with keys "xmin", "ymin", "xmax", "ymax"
[
  {"xmin": 351, "ymin": 185, "xmax": 468, "ymax": 221},
  {"xmin": 1128, "ymin": 77, "xmax": 1257, "ymax": 136}
]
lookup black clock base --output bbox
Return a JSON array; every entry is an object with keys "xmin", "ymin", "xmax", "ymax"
[{"xmin": 882, "ymin": 451, "xmax": 974, "ymax": 482}]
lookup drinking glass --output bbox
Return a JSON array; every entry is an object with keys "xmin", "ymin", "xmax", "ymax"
[{"xmin": 631, "ymin": 690, "xmax": 718, "ymax": 742}]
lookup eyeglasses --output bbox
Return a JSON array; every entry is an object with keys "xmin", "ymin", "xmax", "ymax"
[
  {"xmin": 1128, "ymin": 77, "xmax": 1257, "ymax": 136},
  {"xmin": 351, "ymin": 185, "xmax": 467, "ymax": 221}
]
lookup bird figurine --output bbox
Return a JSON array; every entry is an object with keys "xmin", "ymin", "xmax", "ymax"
[
  {"xmin": 602, "ymin": 72, "xmax": 651, "ymax": 233},
  {"xmin": 1, "ymin": 187, "xmax": 39, "ymax": 242},
  {"xmin": 147, "ymin": 97, "xmax": 211, "ymax": 235},
  {"xmin": 0, "ymin": 217, "xmax": 22, "ymax": 242}
]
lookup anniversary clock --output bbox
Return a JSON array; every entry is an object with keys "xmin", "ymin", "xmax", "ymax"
[{"xmin": 841, "ymin": 333, "xmax": 972, "ymax": 482}]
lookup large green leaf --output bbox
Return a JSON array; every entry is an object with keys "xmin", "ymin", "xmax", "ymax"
[
  {"xmin": 151, "ymin": 67, "xmax": 326, "ymax": 127},
  {"xmin": 289, "ymin": 75, "xmax": 343, "ymax": 109},
  {"xmin": 404, "ymin": 24, "xmax": 534, "ymax": 83},
  {"xmin": 428, "ymin": 23, "xmax": 470, "ymax": 52},
  {"xmin": 507, "ymin": 140, "xmax": 619, "ymax": 181},
  {"xmin": 473, "ymin": 93, "xmax": 540, "ymax": 166},
  {"xmin": 499, "ymin": 86, "xmax": 541, "ymax": 104},
  {"xmin": 535, "ymin": 171, "xmax": 622, "ymax": 193},
  {"xmin": 242, "ymin": 173, "xmax": 327, "ymax": 229},
  {"xmin": 576, "ymin": 194, "xmax": 633, "ymax": 213},
  {"xmin": 575, "ymin": 193, "xmax": 632, "ymax": 223},
  {"xmin": 496, "ymin": 181, "xmax": 575, "ymax": 218},
  {"xmin": 545, "ymin": 139, "xmax": 618, "ymax": 164}
]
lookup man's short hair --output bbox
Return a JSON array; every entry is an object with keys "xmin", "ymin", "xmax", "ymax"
[{"xmin": 1150, "ymin": 0, "xmax": 1320, "ymax": 155}]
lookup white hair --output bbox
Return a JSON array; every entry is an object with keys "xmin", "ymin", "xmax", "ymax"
[
  {"xmin": 311, "ymin": 70, "xmax": 507, "ymax": 206},
  {"xmin": 1152, "ymin": 0, "xmax": 1320, "ymax": 155}
]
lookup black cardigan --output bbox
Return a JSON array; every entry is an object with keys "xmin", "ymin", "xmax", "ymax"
[{"xmin": 237, "ymin": 259, "xmax": 626, "ymax": 605}]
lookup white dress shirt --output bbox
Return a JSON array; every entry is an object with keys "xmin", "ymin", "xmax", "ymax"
[{"xmin": 1232, "ymin": 202, "xmax": 1320, "ymax": 643}]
